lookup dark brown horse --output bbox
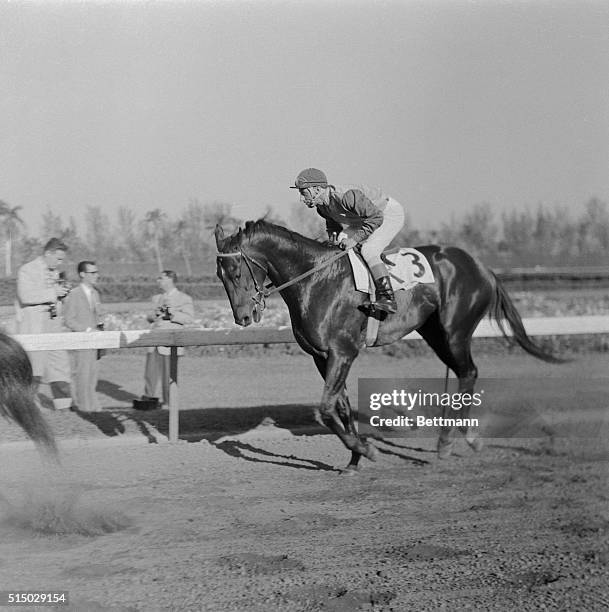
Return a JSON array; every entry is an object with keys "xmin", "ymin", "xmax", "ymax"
[
  {"xmin": 215, "ymin": 220, "xmax": 561, "ymax": 472},
  {"xmin": 0, "ymin": 331, "xmax": 57, "ymax": 455}
]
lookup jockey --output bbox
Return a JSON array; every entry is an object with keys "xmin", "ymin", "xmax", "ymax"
[{"xmin": 291, "ymin": 167, "xmax": 405, "ymax": 314}]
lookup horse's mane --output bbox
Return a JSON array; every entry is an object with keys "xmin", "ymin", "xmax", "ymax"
[{"xmin": 225, "ymin": 219, "xmax": 330, "ymax": 254}]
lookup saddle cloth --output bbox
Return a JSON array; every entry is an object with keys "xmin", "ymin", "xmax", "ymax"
[{"xmin": 348, "ymin": 247, "xmax": 435, "ymax": 294}]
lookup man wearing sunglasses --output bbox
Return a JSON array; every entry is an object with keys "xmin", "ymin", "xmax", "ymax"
[{"xmin": 291, "ymin": 168, "xmax": 405, "ymax": 313}]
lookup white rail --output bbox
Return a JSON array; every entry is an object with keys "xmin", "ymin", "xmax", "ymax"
[
  {"xmin": 11, "ymin": 315, "xmax": 609, "ymax": 443},
  {"xmin": 12, "ymin": 315, "xmax": 609, "ymax": 352}
]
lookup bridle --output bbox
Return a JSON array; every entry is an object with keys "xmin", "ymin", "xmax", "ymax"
[
  {"xmin": 216, "ymin": 248, "xmax": 270, "ymax": 313},
  {"xmin": 216, "ymin": 246, "xmax": 351, "ymax": 316}
]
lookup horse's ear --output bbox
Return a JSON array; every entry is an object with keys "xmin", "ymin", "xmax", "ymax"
[{"xmin": 214, "ymin": 225, "xmax": 224, "ymax": 247}]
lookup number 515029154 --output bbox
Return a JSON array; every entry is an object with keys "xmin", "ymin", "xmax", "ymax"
[{"xmin": 0, "ymin": 591, "xmax": 68, "ymax": 606}]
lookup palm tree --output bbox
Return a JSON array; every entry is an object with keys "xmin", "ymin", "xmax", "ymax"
[
  {"xmin": 0, "ymin": 200, "xmax": 24, "ymax": 276},
  {"xmin": 144, "ymin": 209, "xmax": 167, "ymax": 272}
]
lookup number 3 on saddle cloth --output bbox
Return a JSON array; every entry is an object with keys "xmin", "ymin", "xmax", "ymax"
[{"xmin": 347, "ymin": 248, "xmax": 435, "ymax": 346}]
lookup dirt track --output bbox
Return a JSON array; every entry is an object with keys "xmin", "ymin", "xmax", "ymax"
[{"xmin": 0, "ymin": 352, "xmax": 608, "ymax": 611}]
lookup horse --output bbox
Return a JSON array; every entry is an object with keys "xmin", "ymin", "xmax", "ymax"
[
  {"xmin": 215, "ymin": 220, "xmax": 562, "ymax": 472},
  {"xmin": 0, "ymin": 331, "xmax": 57, "ymax": 455}
]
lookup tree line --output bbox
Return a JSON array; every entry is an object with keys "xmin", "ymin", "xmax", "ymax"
[{"xmin": 1, "ymin": 197, "xmax": 608, "ymax": 278}]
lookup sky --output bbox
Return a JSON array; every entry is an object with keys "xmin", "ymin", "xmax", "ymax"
[{"xmin": 2, "ymin": 0, "xmax": 609, "ymax": 236}]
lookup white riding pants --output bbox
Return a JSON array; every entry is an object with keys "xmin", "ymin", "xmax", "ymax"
[{"xmin": 345, "ymin": 198, "xmax": 405, "ymax": 279}]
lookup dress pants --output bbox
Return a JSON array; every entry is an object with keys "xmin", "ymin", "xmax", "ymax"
[
  {"xmin": 29, "ymin": 316, "xmax": 73, "ymax": 409},
  {"xmin": 71, "ymin": 349, "xmax": 100, "ymax": 412},
  {"xmin": 144, "ymin": 350, "xmax": 171, "ymax": 405}
]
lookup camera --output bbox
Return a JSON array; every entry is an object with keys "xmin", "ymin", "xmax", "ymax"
[
  {"xmin": 158, "ymin": 305, "xmax": 172, "ymax": 321},
  {"xmin": 96, "ymin": 323, "xmax": 106, "ymax": 359},
  {"xmin": 57, "ymin": 272, "xmax": 73, "ymax": 300},
  {"xmin": 48, "ymin": 272, "xmax": 73, "ymax": 319}
]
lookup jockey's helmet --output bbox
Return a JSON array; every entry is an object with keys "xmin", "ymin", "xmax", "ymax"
[{"xmin": 291, "ymin": 168, "xmax": 328, "ymax": 190}]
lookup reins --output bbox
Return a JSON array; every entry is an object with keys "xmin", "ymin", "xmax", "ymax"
[
  {"xmin": 265, "ymin": 249, "xmax": 351, "ymax": 296},
  {"xmin": 217, "ymin": 247, "xmax": 351, "ymax": 312}
]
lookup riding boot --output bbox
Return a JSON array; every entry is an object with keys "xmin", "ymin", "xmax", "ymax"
[{"xmin": 372, "ymin": 276, "xmax": 397, "ymax": 314}]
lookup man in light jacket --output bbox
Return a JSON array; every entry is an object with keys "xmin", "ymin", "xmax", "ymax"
[
  {"xmin": 15, "ymin": 238, "xmax": 73, "ymax": 410},
  {"xmin": 142, "ymin": 270, "xmax": 195, "ymax": 406}
]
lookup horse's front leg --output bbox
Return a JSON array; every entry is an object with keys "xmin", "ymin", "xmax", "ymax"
[
  {"xmin": 313, "ymin": 356, "xmax": 364, "ymax": 470},
  {"xmin": 336, "ymin": 392, "xmax": 368, "ymax": 473},
  {"xmin": 318, "ymin": 351, "xmax": 378, "ymax": 470}
]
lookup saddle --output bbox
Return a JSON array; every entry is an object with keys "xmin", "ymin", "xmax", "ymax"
[
  {"xmin": 347, "ymin": 248, "xmax": 435, "ymax": 294},
  {"xmin": 347, "ymin": 248, "xmax": 435, "ymax": 347}
]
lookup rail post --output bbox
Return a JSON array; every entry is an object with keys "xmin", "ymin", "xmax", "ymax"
[{"xmin": 168, "ymin": 346, "xmax": 179, "ymax": 443}]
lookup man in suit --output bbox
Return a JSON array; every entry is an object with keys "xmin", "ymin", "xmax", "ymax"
[
  {"xmin": 63, "ymin": 261, "xmax": 104, "ymax": 412},
  {"xmin": 143, "ymin": 270, "xmax": 195, "ymax": 406},
  {"xmin": 15, "ymin": 238, "xmax": 73, "ymax": 410}
]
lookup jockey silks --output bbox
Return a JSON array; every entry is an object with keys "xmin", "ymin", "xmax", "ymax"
[{"xmin": 314, "ymin": 185, "xmax": 388, "ymax": 243}]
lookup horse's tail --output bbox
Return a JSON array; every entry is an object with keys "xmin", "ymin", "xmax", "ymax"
[
  {"xmin": 489, "ymin": 271, "xmax": 566, "ymax": 364},
  {"xmin": 0, "ymin": 332, "xmax": 58, "ymax": 455}
]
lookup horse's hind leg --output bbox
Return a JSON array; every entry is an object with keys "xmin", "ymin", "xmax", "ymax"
[
  {"xmin": 441, "ymin": 339, "xmax": 481, "ymax": 456},
  {"xmin": 418, "ymin": 319, "xmax": 480, "ymax": 458},
  {"xmin": 450, "ymin": 346, "xmax": 482, "ymax": 452}
]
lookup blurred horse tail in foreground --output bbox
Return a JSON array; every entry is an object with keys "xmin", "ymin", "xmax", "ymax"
[
  {"xmin": 215, "ymin": 220, "xmax": 565, "ymax": 473},
  {"xmin": 0, "ymin": 331, "xmax": 57, "ymax": 456}
]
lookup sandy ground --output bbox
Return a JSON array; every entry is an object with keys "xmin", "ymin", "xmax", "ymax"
[{"xmin": 0, "ymin": 352, "xmax": 608, "ymax": 611}]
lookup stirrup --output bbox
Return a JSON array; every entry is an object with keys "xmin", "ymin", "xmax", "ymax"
[{"xmin": 372, "ymin": 295, "xmax": 397, "ymax": 314}]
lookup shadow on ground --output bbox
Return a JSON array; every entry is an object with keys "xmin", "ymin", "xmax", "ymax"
[
  {"xmin": 75, "ymin": 403, "xmax": 325, "ymax": 442},
  {"xmin": 138, "ymin": 403, "xmax": 324, "ymax": 441},
  {"xmin": 97, "ymin": 379, "xmax": 139, "ymax": 403},
  {"xmin": 70, "ymin": 403, "xmax": 436, "ymax": 468},
  {"xmin": 214, "ymin": 439, "xmax": 339, "ymax": 472}
]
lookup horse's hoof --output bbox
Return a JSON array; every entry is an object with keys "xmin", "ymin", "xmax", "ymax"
[
  {"xmin": 340, "ymin": 465, "xmax": 361, "ymax": 476},
  {"xmin": 437, "ymin": 439, "xmax": 454, "ymax": 460},
  {"xmin": 466, "ymin": 437, "xmax": 483, "ymax": 453},
  {"xmin": 365, "ymin": 443, "xmax": 379, "ymax": 462}
]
